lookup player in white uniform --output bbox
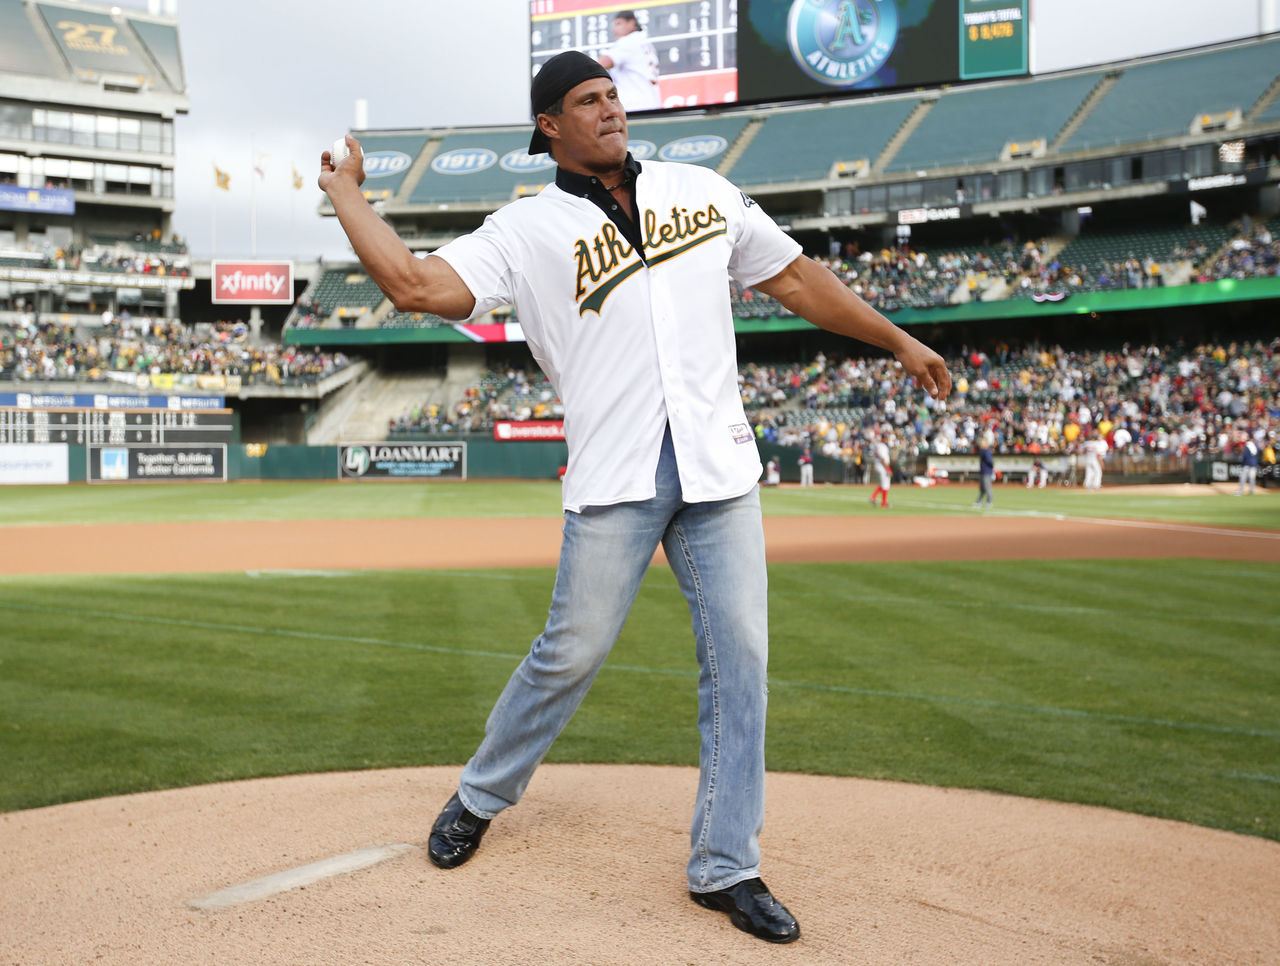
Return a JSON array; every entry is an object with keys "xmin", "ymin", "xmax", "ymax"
[
  {"xmin": 1082, "ymin": 430, "xmax": 1108, "ymax": 489},
  {"xmin": 319, "ymin": 51, "xmax": 951, "ymax": 945},
  {"xmin": 598, "ymin": 10, "xmax": 661, "ymax": 112},
  {"xmin": 869, "ymin": 431, "xmax": 892, "ymax": 507}
]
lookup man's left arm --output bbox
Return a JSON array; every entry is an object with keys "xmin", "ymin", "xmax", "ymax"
[{"xmin": 754, "ymin": 255, "xmax": 952, "ymax": 400}]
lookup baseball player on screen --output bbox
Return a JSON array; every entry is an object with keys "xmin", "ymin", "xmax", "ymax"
[
  {"xmin": 319, "ymin": 50, "xmax": 950, "ymax": 945},
  {"xmin": 597, "ymin": 9, "xmax": 662, "ymax": 111}
]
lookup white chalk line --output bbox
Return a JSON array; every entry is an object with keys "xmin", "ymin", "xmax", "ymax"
[
  {"xmin": 908, "ymin": 500, "xmax": 1280, "ymax": 541},
  {"xmin": 188, "ymin": 843, "xmax": 416, "ymax": 911}
]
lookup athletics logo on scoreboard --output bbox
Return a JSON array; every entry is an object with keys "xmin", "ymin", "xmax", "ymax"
[{"xmin": 787, "ymin": 0, "xmax": 899, "ymax": 88}]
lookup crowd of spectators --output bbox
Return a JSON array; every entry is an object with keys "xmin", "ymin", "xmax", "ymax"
[
  {"xmin": 0, "ymin": 313, "xmax": 350, "ymax": 386},
  {"xmin": 1199, "ymin": 219, "xmax": 1280, "ymax": 282},
  {"xmin": 745, "ymin": 339, "xmax": 1277, "ymax": 473},
  {"xmin": 729, "ymin": 218, "xmax": 1279, "ymax": 318},
  {"xmin": 0, "ymin": 237, "xmax": 190, "ymax": 278},
  {"xmin": 391, "ymin": 340, "xmax": 1277, "ymax": 477},
  {"xmin": 389, "ymin": 366, "xmax": 562, "ymax": 435}
]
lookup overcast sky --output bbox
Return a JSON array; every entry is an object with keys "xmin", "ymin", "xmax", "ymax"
[
  {"xmin": 165, "ymin": 0, "xmax": 530, "ymax": 262},
  {"xmin": 132, "ymin": 0, "xmax": 1271, "ymax": 263}
]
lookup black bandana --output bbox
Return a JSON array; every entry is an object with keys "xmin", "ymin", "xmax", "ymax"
[{"xmin": 528, "ymin": 51, "xmax": 612, "ymax": 155}]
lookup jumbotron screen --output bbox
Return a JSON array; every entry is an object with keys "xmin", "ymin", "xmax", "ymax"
[{"xmin": 528, "ymin": 0, "xmax": 1028, "ymax": 113}]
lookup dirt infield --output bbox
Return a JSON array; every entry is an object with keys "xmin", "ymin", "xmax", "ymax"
[
  {"xmin": 2, "ymin": 501, "xmax": 1278, "ymax": 964},
  {"xmin": 6, "ymin": 508, "xmax": 1279, "ymax": 575}
]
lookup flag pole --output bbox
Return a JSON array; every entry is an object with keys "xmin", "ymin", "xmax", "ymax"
[
  {"xmin": 211, "ymin": 164, "xmax": 217, "ymax": 259},
  {"xmin": 250, "ymin": 138, "xmax": 257, "ymax": 258}
]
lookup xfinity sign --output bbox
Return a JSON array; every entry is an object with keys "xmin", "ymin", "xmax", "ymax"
[{"xmin": 211, "ymin": 261, "xmax": 294, "ymax": 305}]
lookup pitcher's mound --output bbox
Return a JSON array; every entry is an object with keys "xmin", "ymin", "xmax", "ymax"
[{"xmin": 3, "ymin": 764, "xmax": 1276, "ymax": 965}]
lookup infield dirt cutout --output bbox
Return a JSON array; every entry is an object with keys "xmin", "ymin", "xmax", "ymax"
[{"xmin": 3, "ymin": 496, "xmax": 1278, "ymax": 964}]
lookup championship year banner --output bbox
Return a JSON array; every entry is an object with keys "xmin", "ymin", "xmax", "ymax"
[
  {"xmin": 88, "ymin": 444, "xmax": 227, "ymax": 483},
  {"xmin": 339, "ymin": 443, "xmax": 467, "ymax": 480}
]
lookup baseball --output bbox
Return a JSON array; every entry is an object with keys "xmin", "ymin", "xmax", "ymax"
[{"xmin": 330, "ymin": 136, "xmax": 349, "ymax": 166}]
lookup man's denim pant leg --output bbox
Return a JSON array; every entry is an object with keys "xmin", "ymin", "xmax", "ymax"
[{"xmin": 457, "ymin": 429, "xmax": 770, "ymax": 892}]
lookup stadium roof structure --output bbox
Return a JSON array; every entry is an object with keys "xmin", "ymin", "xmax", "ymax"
[
  {"xmin": 0, "ymin": 0, "xmax": 188, "ymax": 111},
  {"xmin": 322, "ymin": 34, "xmax": 1280, "ymax": 247}
]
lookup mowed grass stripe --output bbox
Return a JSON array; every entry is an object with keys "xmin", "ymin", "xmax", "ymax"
[
  {"xmin": 0, "ymin": 595, "xmax": 1271, "ymax": 739},
  {"xmin": 1, "ymin": 559, "xmax": 1276, "ymax": 841},
  {"xmin": 0, "ymin": 479, "xmax": 1276, "ymax": 529}
]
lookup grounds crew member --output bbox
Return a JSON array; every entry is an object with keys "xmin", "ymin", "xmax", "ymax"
[{"xmin": 319, "ymin": 50, "xmax": 951, "ymax": 945}]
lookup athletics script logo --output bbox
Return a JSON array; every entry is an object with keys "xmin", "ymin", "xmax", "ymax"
[
  {"xmin": 787, "ymin": 0, "xmax": 899, "ymax": 88},
  {"xmin": 574, "ymin": 203, "xmax": 727, "ymax": 315}
]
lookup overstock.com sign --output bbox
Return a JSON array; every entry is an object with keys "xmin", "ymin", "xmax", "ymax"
[{"xmin": 211, "ymin": 261, "xmax": 294, "ymax": 305}]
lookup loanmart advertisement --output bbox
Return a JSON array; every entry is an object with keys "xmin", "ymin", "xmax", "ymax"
[{"xmin": 339, "ymin": 443, "xmax": 467, "ymax": 480}]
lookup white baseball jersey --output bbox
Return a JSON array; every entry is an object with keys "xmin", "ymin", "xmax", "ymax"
[
  {"xmin": 434, "ymin": 160, "xmax": 801, "ymax": 512},
  {"xmin": 604, "ymin": 31, "xmax": 661, "ymax": 111},
  {"xmin": 873, "ymin": 440, "xmax": 891, "ymax": 485}
]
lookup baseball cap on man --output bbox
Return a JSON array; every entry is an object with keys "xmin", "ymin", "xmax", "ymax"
[{"xmin": 528, "ymin": 50, "xmax": 613, "ymax": 155}]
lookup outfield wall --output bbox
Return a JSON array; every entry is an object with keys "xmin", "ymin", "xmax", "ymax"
[{"xmin": 2, "ymin": 441, "xmax": 1267, "ymax": 487}]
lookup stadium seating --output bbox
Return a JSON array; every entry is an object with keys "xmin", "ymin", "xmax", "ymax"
[
  {"xmin": 1061, "ymin": 38, "xmax": 1280, "ymax": 152},
  {"xmin": 407, "ymin": 130, "xmax": 554, "ymax": 205},
  {"xmin": 625, "ymin": 114, "xmax": 752, "ymax": 167},
  {"xmin": 886, "ymin": 73, "xmax": 1100, "ymax": 172},
  {"xmin": 729, "ymin": 97, "xmax": 920, "ymax": 184},
  {"xmin": 308, "ymin": 269, "xmax": 386, "ymax": 318}
]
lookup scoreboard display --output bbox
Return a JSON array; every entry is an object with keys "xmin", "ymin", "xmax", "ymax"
[
  {"xmin": 0, "ymin": 408, "xmax": 237, "ymax": 445},
  {"xmin": 530, "ymin": 0, "xmax": 738, "ymax": 109},
  {"xmin": 529, "ymin": 1, "xmax": 1028, "ymax": 113}
]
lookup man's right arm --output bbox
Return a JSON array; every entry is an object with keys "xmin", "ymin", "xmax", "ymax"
[{"xmin": 319, "ymin": 136, "xmax": 476, "ymax": 319}]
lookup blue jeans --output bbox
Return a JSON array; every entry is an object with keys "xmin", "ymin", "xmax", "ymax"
[{"xmin": 457, "ymin": 428, "xmax": 770, "ymax": 892}]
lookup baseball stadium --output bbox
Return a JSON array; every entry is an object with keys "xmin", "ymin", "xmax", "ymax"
[{"xmin": 1, "ymin": 1, "xmax": 1278, "ymax": 963}]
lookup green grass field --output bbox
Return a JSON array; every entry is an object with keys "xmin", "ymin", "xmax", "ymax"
[{"xmin": 1, "ymin": 481, "xmax": 1277, "ymax": 843}]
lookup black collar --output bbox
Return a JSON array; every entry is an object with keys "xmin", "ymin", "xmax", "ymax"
[
  {"xmin": 555, "ymin": 153, "xmax": 646, "ymax": 260},
  {"xmin": 555, "ymin": 153, "xmax": 642, "ymax": 198}
]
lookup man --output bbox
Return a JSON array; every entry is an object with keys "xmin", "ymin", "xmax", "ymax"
[
  {"xmin": 869, "ymin": 430, "xmax": 891, "ymax": 508},
  {"xmin": 1082, "ymin": 429, "xmax": 1107, "ymax": 490},
  {"xmin": 319, "ymin": 51, "xmax": 950, "ymax": 945},
  {"xmin": 1236, "ymin": 427, "xmax": 1259, "ymax": 495},
  {"xmin": 974, "ymin": 432, "xmax": 995, "ymax": 507},
  {"xmin": 597, "ymin": 10, "xmax": 661, "ymax": 112},
  {"xmin": 798, "ymin": 445, "xmax": 814, "ymax": 487}
]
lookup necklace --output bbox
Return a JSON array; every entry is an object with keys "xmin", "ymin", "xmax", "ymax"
[{"xmin": 604, "ymin": 178, "xmax": 627, "ymax": 191}]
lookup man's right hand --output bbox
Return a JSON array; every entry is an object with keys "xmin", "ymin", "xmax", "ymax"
[{"xmin": 319, "ymin": 135, "xmax": 365, "ymax": 193}]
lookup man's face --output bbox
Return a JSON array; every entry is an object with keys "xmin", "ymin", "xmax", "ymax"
[
  {"xmin": 539, "ymin": 77, "xmax": 628, "ymax": 175},
  {"xmin": 613, "ymin": 16, "xmax": 635, "ymax": 38}
]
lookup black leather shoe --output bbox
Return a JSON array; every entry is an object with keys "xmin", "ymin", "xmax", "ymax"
[
  {"xmin": 427, "ymin": 792, "xmax": 490, "ymax": 869},
  {"xmin": 690, "ymin": 877, "xmax": 800, "ymax": 943}
]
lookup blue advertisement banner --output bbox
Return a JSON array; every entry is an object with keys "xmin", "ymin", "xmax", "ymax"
[
  {"xmin": 0, "ymin": 184, "xmax": 75, "ymax": 215},
  {"xmin": 0, "ymin": 392, "xmax": 225, "ymax": 410}
]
